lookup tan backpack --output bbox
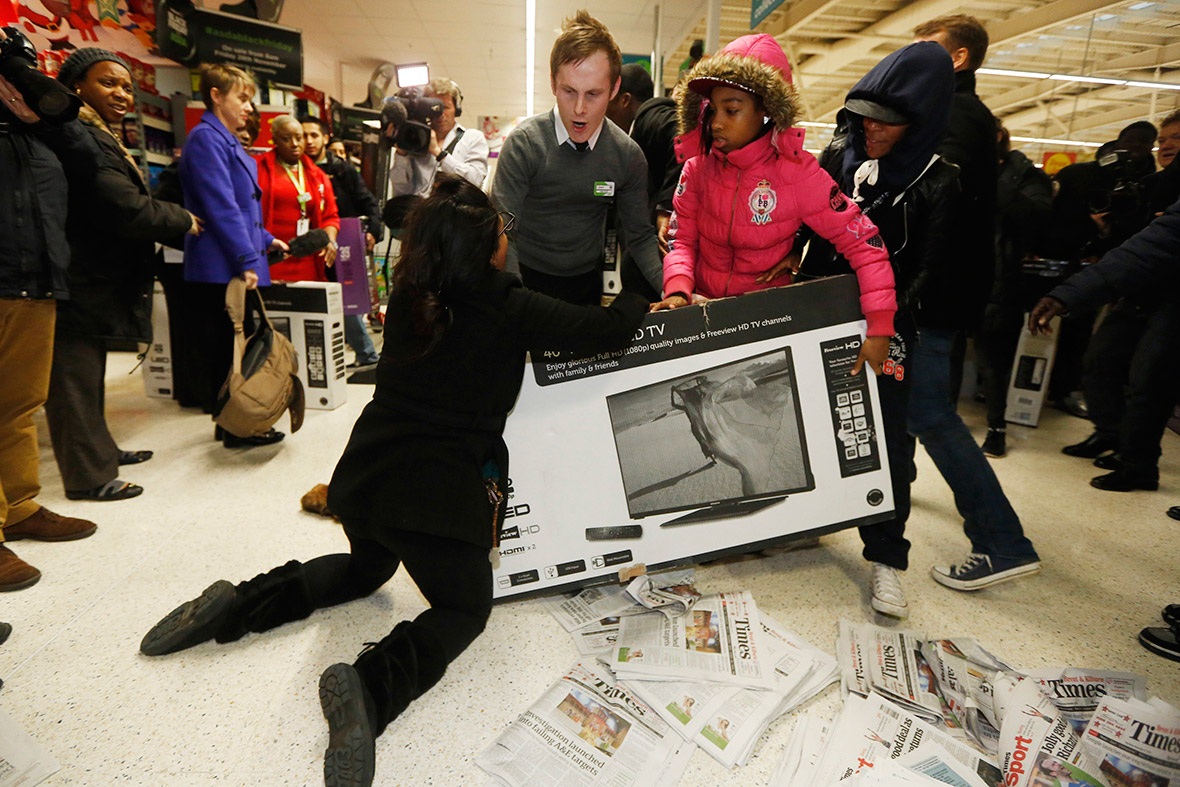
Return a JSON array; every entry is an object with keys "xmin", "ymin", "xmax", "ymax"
[{"xmin": 213, "ymin": 278, "xmax": 305, "ymax": 438}]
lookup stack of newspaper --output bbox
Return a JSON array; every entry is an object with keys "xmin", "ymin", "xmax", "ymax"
[
  {"xmin": 777, "ymin": 619, "xmax": 1178, "ymax": 787},
  {"xmin": 619, "ymin": 611, "xmax": 838, "ymax": 769},
  {"xmin": 541, "ymin": 569, "xmax": 698, "ymax": 656},
  {"xmin": 476, "ymin": 660, "xmax": 694, "ymax": 787}
]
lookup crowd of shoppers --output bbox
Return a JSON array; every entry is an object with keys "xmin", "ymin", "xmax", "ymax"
[{"xmin": 4, "ymin": 11, "xmax": 1180, "ymax": 787}]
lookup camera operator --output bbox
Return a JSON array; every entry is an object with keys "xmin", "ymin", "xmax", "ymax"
[
  {"xmin": 1055, "ymin": 111, "xmax": 1180, "ymax": 491},
  {"xmin": 0, "ymin": 26, "xmax": 102, "ymax": 590},
  {"xmin": 1036, "ymin": 122, "xmax": 1157, "ymax": 415},
  {"xmin": 388, "ymin": 78, "xmax": 489, "ymax": 198}
]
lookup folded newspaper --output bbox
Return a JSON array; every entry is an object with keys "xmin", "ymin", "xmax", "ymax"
[
  {"xmin": 544, "ymin": 569, "xmax": 697, "ymax": 631},
  {"xmin": 476, "ymin": 660, "xmax": 695, "ymax": 787},
  {"xmin": 622, "ymin": 613, "xmax": 839, "ymax": 769},
  {"xmin": 992, "ymin": 673, "xmax": 1108, "ymax": 787},
  {"xmin": 838, "ymin": 620, "xmax": 949, "ymax": 727},
  {"xmin": 611, "ymin": 592, "xmax": 776, "ymax": 689},
  {"xmin": 1025, "ymin": 667, "xmax": 1147, "ymax": 736},
  {"xmin": 809, "ymin": 691, "xmax": 1004, "ymax": 786},
  {"xmin": 0, "ymin": 705, "xmax": 59, "ymax": 787},
  {"xmin": 1080, "ymin": 694, "xmax": 1180, "ymax": 787},
  {"xmin": 919, "ymin": 638, "xmax": 1010, "ymax": 753}
]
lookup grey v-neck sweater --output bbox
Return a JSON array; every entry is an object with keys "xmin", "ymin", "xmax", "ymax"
[{"xmin": 490, "ymin": 111, "xmax": 662, "ymax": 291}]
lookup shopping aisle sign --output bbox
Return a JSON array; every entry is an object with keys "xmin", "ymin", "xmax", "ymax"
[
  {"xmin": 494, "ymin": 276, "xmax": 895, "ymax": 600},
  {"xmin": 751, "ymin": 0, "xmax": 786, "ymax": 29}
]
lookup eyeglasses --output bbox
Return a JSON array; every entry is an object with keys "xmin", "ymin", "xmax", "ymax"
[{"xmin": 497, "ymin": 211, "xmax": 515, "ymax": 237}]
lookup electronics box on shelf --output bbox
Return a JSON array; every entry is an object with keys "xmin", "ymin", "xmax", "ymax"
[{"xmin": 261, "ymin": 282, "xmax": 347, "ymax": 410}]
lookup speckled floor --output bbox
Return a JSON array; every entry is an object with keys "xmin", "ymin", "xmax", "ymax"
[{"xmin": 2, "ymin": 350, "xmax": 1177, "ymax": 786}]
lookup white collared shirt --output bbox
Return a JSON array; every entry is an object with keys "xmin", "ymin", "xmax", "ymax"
[
  {"xmin": 388, "ymin": 122, "xmax": 491, "ymax": 198},
  {"xmin": 552, "ymin": 106, "xmax": 604, "ymax": 150}
]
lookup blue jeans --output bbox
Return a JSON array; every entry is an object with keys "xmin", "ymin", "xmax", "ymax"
[
  {"xmin": 344, "ymin": 314, "xmax": 380, "ymax": 365},
  {"xmin": 906, "ymin": 327, "xmax": 1038, "ymax": 562}
]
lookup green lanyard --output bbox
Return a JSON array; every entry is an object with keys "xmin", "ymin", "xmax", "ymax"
[{"xmin": 282, "ymin": 160, "xmax": 311, "ymax": 216}]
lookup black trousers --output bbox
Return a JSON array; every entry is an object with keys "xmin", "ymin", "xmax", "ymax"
[
  {"xmin": 169, "ymin": 280, "xmax": 256, "ymax": 416},
  {"xmin": 859, "ymin": 328, "xmax": 914, "ymax": 571},
  {"xmin": 220, "ymin": 525, "xmax": 492, "ymax": 736},
  {"xmin": 975, "ymin": 303, "xmax": 1025, "ymax": 429},
  {"xmin": 1048, "ymin": 309, "xmax": 1097, "ymax": 401},
  {"xmin": 44, "ymin": 333, "xmax": 119, "ymax": 491},
  {"xmin": 1083, "ymin": 299, "xmax": 1180, "ymax": 476},
  {"xmin": 519, "ymin": 265, "xmax": 602, "ymax": 306}
]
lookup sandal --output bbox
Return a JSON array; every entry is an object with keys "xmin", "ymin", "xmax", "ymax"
[
  {"xmin": 65, "ymin": 480, "xmax": 144, "ymax": 501},
  {"xmin": 117, "ymin": 450, "xmax": 153, "ymax": 465}
]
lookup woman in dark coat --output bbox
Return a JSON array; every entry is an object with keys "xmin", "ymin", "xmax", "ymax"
[
  {"xmin": 139, "ymin": 176, "xmax": 648, "ymax": 787},
  {"xmin": 46, "ymin": 48, "xmax": 199, "ymax": 501}
]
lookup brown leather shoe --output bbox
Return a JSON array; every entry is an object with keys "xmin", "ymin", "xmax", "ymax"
[
  {"xmin": 3, "ymin": 507, "xmax": 97, "ymax": 542},
  {"xmin": 0, "ymin": 545, "xmax": 41, "ymax": 591}
]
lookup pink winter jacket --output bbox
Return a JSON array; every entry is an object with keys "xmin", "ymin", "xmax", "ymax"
[{"xmin": 663, "ymin": 127, "xmax": 897, "ymax": 336}]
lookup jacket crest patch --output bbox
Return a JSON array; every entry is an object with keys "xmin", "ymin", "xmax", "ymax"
[
  {"xmin": 829, "ymin": 184, "xmax": 849, "ymax": 212},
  {"xmin": 749, "ymin": 179, "xmax": 777, "ymax": 225}
]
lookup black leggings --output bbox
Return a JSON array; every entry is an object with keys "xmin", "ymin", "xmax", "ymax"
[{"xmin": 223, "ymin": 526, "xmax": 492, "ymax": 735}]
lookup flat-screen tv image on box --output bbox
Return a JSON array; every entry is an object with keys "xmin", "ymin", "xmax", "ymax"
[{"xmin": 606, "ymin": 346, "xmax": 814, "ymax": 526}]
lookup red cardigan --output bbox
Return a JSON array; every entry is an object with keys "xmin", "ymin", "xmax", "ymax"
[{"xmin": 255, "ymin": 152, "xmax": 340, "ymax": 281}]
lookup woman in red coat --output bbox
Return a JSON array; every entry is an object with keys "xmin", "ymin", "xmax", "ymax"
[{"xmin": 257, "ymin": 115, "xmax": 340, "ymax": 281}]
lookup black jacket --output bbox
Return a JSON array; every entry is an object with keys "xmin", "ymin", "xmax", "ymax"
[
  {"xmin": 316, "ymin": 152, "xmax": 383, "ymax": 242},
  {"xmin": 57, "ymin": 110, "xmax": 193, "ymax": 341},
  {"xmin": 994, "ymin": 148, "xmax": 1053, "ymax": 306},
  {"xmin": 804, "ymin": 132, "xmax": 962, "ymax": 331},
  {"xmin": 1050, "ymin": 194, "xmax": 1180, "ymax": 313},
  {"xmin": 937, "ymin": 70, "xmax": 997, "ymax": 326},
  {"xmin": 630, "ymin": 97, "xmax": 682, "ymax": 216},
  {"xmin": 327, "ymin": 271, "xmax": 645, "ymax": 548},
  {"xmin": 0, "ymin": 108, "xmax": 101, "ymax": 300}
]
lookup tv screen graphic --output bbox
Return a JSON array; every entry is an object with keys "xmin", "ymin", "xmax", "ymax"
[{"xmin": 606, "ymin": 346, "xmax": 814, "ymax": 519}]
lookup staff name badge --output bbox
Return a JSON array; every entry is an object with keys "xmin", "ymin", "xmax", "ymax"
[
  {"xmin": 296, "ymin": 218, "xmax": 310, "ymax": 235},
  {"xmin": 594, "ymin": 181, "xmax": 615, "ymax": 197}
]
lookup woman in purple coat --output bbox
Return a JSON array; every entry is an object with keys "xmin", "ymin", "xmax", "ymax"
[{"xmin": 178, "ymin": 63, "xmax": 288, "ymax": 447}]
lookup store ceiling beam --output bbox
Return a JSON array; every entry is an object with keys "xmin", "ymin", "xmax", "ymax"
[
  {"xmin": 760, "ymin": 0, "xmax": 842, "ymax": 38},
  {"xmin": 987, "ymin": 0, "xmax": 1122, "ymax": 45},
  {"xmin": 1104, "ymin": 41, "xmax": 1180, "ymax": 72},
  {"xmin": 795, "ymin": 0, "xmax": 964, "ymax": 77},
  {"xmin": 1066, "ymin": 103, "xmax": 1164, "ymax": 135},
  {"xmin": 999, "ymin": 91, "xmax": 1127, "ymax": 130}
]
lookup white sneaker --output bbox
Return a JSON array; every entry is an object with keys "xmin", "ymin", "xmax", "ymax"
[{"xmin": 870, "ymin": 563, "xmax": 909, "ymax": 619}]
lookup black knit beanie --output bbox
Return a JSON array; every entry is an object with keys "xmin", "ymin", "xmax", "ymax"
[{"xmin": 58, "ymin": 48, "xmax": 132, "ymax": 90}]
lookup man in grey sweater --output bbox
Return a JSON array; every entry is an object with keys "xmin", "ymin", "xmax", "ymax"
[{"xmin": 490, "ymin": 11, "xmax": 662, "ymax": 305}]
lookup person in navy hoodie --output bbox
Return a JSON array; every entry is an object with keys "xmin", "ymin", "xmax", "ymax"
[{"xmin": 179, "ymin": 63, "xmax": 288, "ymax": 447}]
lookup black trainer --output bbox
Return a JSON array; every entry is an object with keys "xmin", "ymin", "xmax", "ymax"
[
  {"xmin": 320, "ymin": 663, "xmax": 377, "ymax": 787},
  {"xmin": 930, "ymin": 553, "xmax": 1041, "ymax": 591},
  {"xmin": 0, "ymin": 621, "xmax": 10, "ymax": 646},
  {"xmin": 1167, "ymin": 506, "xmax": 1180, "ymax": 522},
  {"xmin": 1163, "ymin": 604, "xmax": 1180, "ymax": 629},
  {"xmin": 1138, "ymin": 627, "xmax": 1180, "ymax": 663},
  {"xmin": 141, "ymin": 580, "xmax": 237, "ymax": 656},
  {"xmin": 981, "ymin": 429, "xmax": 1006, "ymax": 458},
  {"xmin": 1062, "ymin": 433, "xmax": 1117, "ymax": 458}
]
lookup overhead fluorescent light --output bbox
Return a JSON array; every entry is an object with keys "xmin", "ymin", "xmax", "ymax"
[
  {"xmin": 1049, "ymin": 73, "xmax": 1124, "ymax": 85},
  {"xmin": 978, "ymin": 67, "xmax": 1180, "ymax": 92},
  {"xmin": 978, "ymin": 67, "xmax": 1051, "ymax": 79},
  {"xmin": 1126, "ymin": 80, "xmax": 1180, "ymax": 91},
  {"xmin": 1010, "ymin": 135, "xmax": 1103, "ymax": 148},
  {"xmin": 526, "ymin": 0, "xmax": 535, "ymax": 116},
  {"xmin": 396, "ymin": 62, "xmax": 429, "ymax": 88}
]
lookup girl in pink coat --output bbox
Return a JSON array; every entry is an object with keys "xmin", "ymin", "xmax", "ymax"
[{"xmin": 654, "ymin": 34, "xmax": 896, "ymax": 373}]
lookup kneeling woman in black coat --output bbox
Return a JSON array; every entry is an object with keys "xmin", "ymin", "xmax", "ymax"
[{"xmin": 140, "ymin": 176, "xmax": 648, "ymax": 786}]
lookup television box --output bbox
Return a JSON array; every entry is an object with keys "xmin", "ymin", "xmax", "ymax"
[
  {"xmin": 261, "ymin": 282, "xmax": 347, "ymax": 410},
  {"xmin": 142, "ymin": 281, "xmax": 172, "ymax": 399},
  {"xmin": 1005, "ymin": 314, "xmax": 1061, "ymax": 428}
]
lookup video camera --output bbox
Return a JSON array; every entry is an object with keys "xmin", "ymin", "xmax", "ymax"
[
  {"xmin": 380, "ymin": 86, "xmax": 443, "ymax": 155},
  {"xmin": 1087, "ymin": 149, "xmax": 1148, "ymax": 221},
  {"xmin": 0, "ymin": 26, "xmax": 81, "ymax": 123}
]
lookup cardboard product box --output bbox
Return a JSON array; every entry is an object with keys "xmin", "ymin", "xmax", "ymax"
[
  {"xmin": 142, "ymin": 281, "xmax": 173, "ymax": 399},
  {"xmin": 261, "ymin": 282, "xmax": 347, "ymax": 410},
  {"xmin": 1004, "ymin": 314, "xmax": 1061, "ymax": 427}
]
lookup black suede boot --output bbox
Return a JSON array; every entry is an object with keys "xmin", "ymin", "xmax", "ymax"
[
  {"xmin": 352, "ymin": 621, "xmax": 449, "ymax": 736},
  {"xmin": 141, "ymin": 580, "xmax": 238, "ymax": 656},
  {"xmin": 215, "ymin": 560, "xmax": 315, "ymax": 643},
  {"xmin": 320, "ymin": 662, "xmax": 378, "ymax": 787}
]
